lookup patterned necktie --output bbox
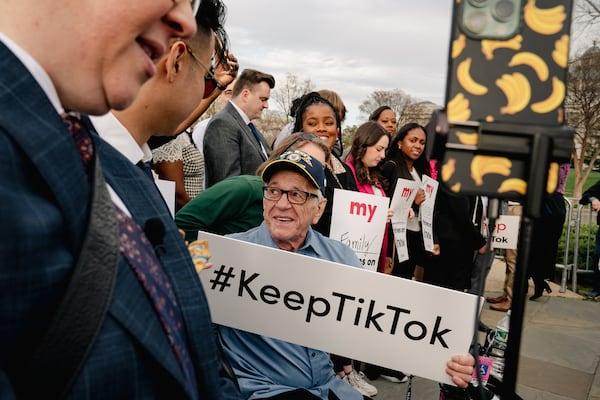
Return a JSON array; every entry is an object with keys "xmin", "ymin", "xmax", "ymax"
[
  {"xmin": 248, "ymin": 122, "xmax": 267, "ymax": 160},
  {"xmin": 115, "ymin": 207, "xmax": 198, "ymax": 399},
  {"xmin": 62, "ymin": 113, "xmax": 94, "ymax": 178}
]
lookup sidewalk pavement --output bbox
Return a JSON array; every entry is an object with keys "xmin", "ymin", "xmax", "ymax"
[{"xmin": 368, "ymin": 258, "xmax": 600, "ymax": 399}]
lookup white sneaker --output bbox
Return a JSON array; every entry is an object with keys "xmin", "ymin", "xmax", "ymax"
[{"xmin": 343, "ymin": 370, "xmax": 378, "ymax": 397}]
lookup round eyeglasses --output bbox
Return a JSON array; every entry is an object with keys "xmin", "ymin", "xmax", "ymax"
[{"xmin": 263, "ymin": 186, "xmax": 318, "ymax": 205}]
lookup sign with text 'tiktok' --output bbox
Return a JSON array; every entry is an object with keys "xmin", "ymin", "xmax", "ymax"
[{"xmin": 197, "ymin": 232, "xmax": 481, "ymax": 385}]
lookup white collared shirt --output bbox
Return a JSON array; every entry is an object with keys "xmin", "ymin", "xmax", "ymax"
[{"xmin": 90, "ymin": 113, "xmax": 152, "ymax": 165}]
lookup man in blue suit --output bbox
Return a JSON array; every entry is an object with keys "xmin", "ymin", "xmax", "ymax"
[{"xmin": 0, "ymin": 0, "xmax": 240, "ymax": 398}]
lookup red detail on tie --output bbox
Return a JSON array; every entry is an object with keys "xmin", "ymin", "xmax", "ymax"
[
  {"xmin": 62, "ymin": 113, "xmax": 94, "ymax": 176},
  {"xmin": 115, "ymin": 207, "xmax": 198, "ymax": 398}
]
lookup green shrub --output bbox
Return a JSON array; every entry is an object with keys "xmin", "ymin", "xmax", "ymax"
[{"xmin": 557, "ymin": 222, "xmax": 597, "ymax": 268}]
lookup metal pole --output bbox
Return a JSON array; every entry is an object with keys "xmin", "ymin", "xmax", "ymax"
[
  {"xmin": 573, "ymin": 206, "xmax": 583, "ymax": 292},
  {"xmin": 559, "ymin": 198, "xmax": 572, "ymax": 293},
  {"xmin": 502, "ymin": 133, "xmax": 551, "ymax": 399}
]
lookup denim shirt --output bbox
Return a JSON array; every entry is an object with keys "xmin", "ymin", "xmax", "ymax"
[{"xmin": 221, "ymin": 223, "xmax": 363, "ymax": 400}]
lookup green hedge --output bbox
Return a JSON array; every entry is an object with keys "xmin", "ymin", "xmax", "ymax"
[{"xmin": 557, "ymin": 222, "xmax": 597, "ymax": 268}]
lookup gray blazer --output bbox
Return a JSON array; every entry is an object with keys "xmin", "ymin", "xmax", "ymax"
[{"xmin": 203, "ymin": 102, "xmax": 272, "ymax": 188}]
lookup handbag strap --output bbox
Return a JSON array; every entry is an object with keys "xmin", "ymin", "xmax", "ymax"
[{"xmin": 19, "ymin": 158, "xmax": 120, "ymax": 398}]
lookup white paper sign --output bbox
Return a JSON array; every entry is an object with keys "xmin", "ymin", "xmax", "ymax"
[
  {"xmin": 389, "ymin": 179, "xmax": 420, "ymax": 262},
  {"xmin": 329, "ymin": 189, "xmax": 390, "ymax": 271},
  {"xmin": 155, "ymin": 179, "xmax": 176, "ymax": 218},
  {"xmin": 483, "ymin": 214, "xmax": 521, "ymax": 249},
  {"xmin": 197, "ymin": 232, "xmax": 481, "ymax": 385},
  {"xmin": 420, "ymin": 175, "xmax": 439, "ymax": 252}
]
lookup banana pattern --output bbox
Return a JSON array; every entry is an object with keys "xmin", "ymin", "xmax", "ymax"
[
  {"xmin": 552, "ymin": 35, "xmax": 569, "ymax": 68},
  {"xmin": 508, "ymin": 52, "xmax": 549, "ymax": 82},
  {"xmin": 441, "ymin": 158, "xmax": 456, "ymax": 183},
  {"xmin": 481, "ymin": 35, "xmax": 523, "ymax": 61},
  {"xmin": 455, "ymin": 131, "xmax": 479, "ymax": 146},
  {"xmin": 452, "ymin": 34, "xmax": 466, "ymax": 59},
  {"xmin": 498, "ymin": 178, "xmax": 528, "ymax": 195},
  {"xmin": 471, "ymin": 155, "xmax": 512, "ymax": 186},
  {"xmin": 547, "ymin": 162, "xmax": 559, "ymax": 193},
  {"xmin": 449, "ymin": 0, "xmax": 570, "ymax": 124},
  {"xmin": 524, "ymin": 0, "xmax": 567, "ymax": 36},
  {"xmin": 441, "ymin": 0, "xmax": 572, "ymax": 199},
  {"xmin": 457, "ymin": 58, "xmax": 488, "ymax": 95},
  {"xmin": 447, "ymin": 92, "xmax": 471, "ymax": 122},
  {"xmin": 531, "ymin": 76, "xmax": 565, "ymax": 114},
  {"xmin": 496, "ymin": 73, "xmax": 531, "ymax": 115}
]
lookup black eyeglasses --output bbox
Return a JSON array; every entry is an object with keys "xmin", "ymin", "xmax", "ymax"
[
  {"xmin": 263, "ymin": 186, "xmax": 319, "ymax": 205},
  {"xmin": 185, "ymin": 44, "xmax": 227, "ymax": 99}
]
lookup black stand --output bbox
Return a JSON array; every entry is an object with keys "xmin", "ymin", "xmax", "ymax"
[
  {"xmin": 499, "ymin": 132, "xmax": 552, "ymax": 400},
  {"xmin": 478, "ymin": 123, "xmax": 571, "ymax": 399},
  {"xmin": 428, "ymin": 113, "xmax": 574, "ymax": 399}
]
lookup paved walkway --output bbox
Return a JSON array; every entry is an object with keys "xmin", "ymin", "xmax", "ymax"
[{"xmin": 369, "ymin": 259, "xmax": 600, "ymax": 399}]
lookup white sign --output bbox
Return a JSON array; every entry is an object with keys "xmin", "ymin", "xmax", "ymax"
[
  {"xmin": 483, "ymin": 215, "xmax": 520, "ymax": 249},
  {"xmin": 329, "ymin": 189, "xmax": 390, "ymax": 271},
  {"xmin": 389, "ymin": 179, "xmax": 419, "ymax": 262},
  {"xmin": 197, "ymin": 232, "xmax": 481, "ymax": 385},
  {"xmin": 155, "ymin": 179, "xmax": 176, "ymax": 218},
  {"xmin": 420, "ymin": 175, "xmax": 438, "ymax": 252}
]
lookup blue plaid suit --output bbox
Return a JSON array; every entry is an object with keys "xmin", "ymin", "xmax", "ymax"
[{"xmin": 0, "ymin": 42, "xmax": 240, "ymax": 399}]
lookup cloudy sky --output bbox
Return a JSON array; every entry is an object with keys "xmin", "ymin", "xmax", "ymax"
[{"xmin": 221, "ymin": 0, "xmax": 597, "ymax": 126}]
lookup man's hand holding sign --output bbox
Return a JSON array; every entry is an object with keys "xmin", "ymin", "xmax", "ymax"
[{"xmin": 197, "ymin": 150, "xmax": 475, "ymax": 400}]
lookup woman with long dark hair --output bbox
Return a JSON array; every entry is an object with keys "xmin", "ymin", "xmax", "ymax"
[{"xmin": 382, "ymin": 122, "xmax": 437, "ymax": 280}]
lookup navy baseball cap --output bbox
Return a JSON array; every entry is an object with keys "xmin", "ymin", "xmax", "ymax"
[{"xmin": 261, "ymin": 150, "xmax": 326, "ymax": 197}]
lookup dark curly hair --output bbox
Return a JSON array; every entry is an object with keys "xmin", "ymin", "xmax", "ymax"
[
  {"xmin": 292, "ymin": 92, "xmax": 341, "ymax": 134},
  {"xmin": 383, "ymin": 122, "xmax": 430, "ymax": 195}
]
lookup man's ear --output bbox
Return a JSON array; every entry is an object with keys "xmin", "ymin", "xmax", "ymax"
[
  {"xmin": 312, "ymin": 197, "xmax": 327, "ymax": 225},
  {"xmin": 240, "ymin": 88, "xmax": 251, "ymax": 103},
  {"xmin": 165, "ymin": 41, "xmax": 187, "ymax": 83}
]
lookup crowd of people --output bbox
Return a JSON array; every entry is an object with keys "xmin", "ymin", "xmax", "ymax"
[{"xmin": 5, "ymin": 0, "xmax": 582, "ymax": 399}]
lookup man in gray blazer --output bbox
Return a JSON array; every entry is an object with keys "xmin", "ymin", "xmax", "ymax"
[{"xmin": 204, "ymin": 68, "xmax": 275, "ymax": 188}]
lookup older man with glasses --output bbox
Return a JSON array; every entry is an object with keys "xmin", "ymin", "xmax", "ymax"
[{"xmin": 216, "ymin": 150, "xmax": 475, "ymax": 400}]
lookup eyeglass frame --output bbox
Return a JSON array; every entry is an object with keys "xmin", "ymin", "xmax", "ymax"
[
  {"xmin": 262, "ymin": 186, "xmax": 319, "ymax": 205},
  {"xmin": 184, "ymin": 43, "xmax": 227, "ymax": 99}
]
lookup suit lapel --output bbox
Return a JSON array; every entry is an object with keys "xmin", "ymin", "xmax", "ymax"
[
  {"xmin": 97, "ymin": 137, "xmax": 217, "ymax": 391},
  {"xmin": 0, "ymin": 43, "xmax": 90, "ymax": 250},
  {"xmin": 226, "ymin": 103, "xmax": 269, "ymax": 160}
]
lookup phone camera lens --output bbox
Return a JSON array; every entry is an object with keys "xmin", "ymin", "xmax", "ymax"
[
  {"xmin": 493, "ymin": 0, "xmax": 515, "ymax": 21},
  {"xmin": 464, "ymin": 10, "xmax": 489, "ymax": 33}
]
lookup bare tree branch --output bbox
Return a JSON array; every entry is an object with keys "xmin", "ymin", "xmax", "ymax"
[{"xmin": 566, "ymin": 44, "xmax": 600, "ymax": 197}]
